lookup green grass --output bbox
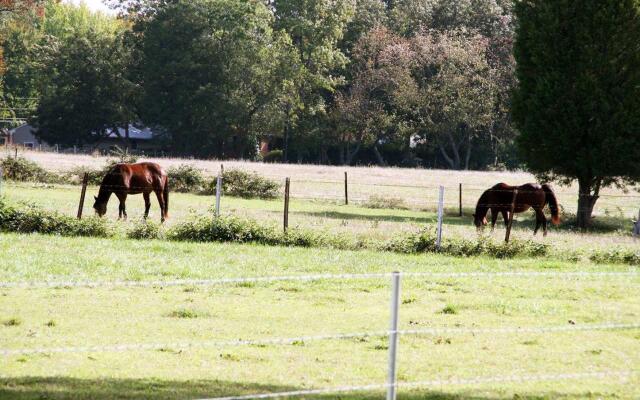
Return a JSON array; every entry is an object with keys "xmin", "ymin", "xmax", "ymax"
[{"xmin": 1, "ymin": 233, "xmax": 639, "ymax": 399}]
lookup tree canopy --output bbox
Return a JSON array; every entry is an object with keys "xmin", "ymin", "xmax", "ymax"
[{"xmin": 513, "ymin": 0, "xmax": 640, "ymax": 228}]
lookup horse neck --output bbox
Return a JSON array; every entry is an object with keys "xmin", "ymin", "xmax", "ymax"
[
  {"xmin": 475, "ymin": 193, "xmax": 490, "ymax": 217},
  {"xmin": 97, "ymin": 186, "xmax": 112, "ymax": 204}
]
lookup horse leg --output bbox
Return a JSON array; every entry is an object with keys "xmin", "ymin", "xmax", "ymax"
[
  {"xmin": 540, "ymin": 210, "xmax": 548, "ymax": 237},
  {"xmin": 501, "ymin": 210, "xmax": 509, "ymax": 228},
  {"xmin": 490, "ymin": 208, "xmax": 499, "ymax": 231},
  {"xmin": 154, "ymin": 189, "xmax": 165, "ymax": 223},
  {"xmin": 116, "ymin": 193, "xmax": 127, "ymax": 221},
  {"xmin": 143, "ymin": 192, "xmax": 151, "ymax": 219}
]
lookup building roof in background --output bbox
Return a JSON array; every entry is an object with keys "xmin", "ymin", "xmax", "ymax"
[{"xmin": 106, "ymin": 125, "xmax": 154, "ymax": 140}]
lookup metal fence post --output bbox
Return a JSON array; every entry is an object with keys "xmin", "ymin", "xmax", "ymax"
[
  {"xmin": 215, "ymin": 174, "xmax": 222, "ymax": 217},
  {"xmin": 386, "ymin": 271, "xmax": 401, "ymax": 400},
  {"xmin": 436, "ymin": 185, "xmax": 445, "ymax": 249}
]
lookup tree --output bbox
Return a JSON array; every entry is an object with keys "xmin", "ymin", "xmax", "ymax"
[
  {"xmin": 392, "ymin": 31, "xmax": 497, "ymax": 170},
  {"xmin": 137, "ymin": 0, "xmax": 294, "ymax": 157},
  {"xmin": 513, "ymin": 0, "xmax": 640, "ymax": 229},
  {"xmin": 273, "ymin": 0, "xmax": 355, "ymax": 162},
  {"xmin": 33, "ymin": 27, "xmax": 136, "ymax": 146}
]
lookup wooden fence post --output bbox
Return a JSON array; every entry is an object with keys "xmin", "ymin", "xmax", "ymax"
[
  {"xmin": 344, "ymin": 171, "xmax": 349, "ymax": 205},
  {"xmin": 459, "ymin": 183, "xmax": 463, "ymax": 217},
  {"xmin": 283, "ymin": 177, "xmax": 290, "ymax": 232},
  {"xmin": 0, "ymin": 166, "xmax": 3, "ymax": 196},
  {"xmin": 77, "ymin": 173, "xmax": 89, "ymax": 219},
  {"xmin": 505, "ymin": 189, "xmax": 518, "ymax": 243},
  {"xmin": 14, "ymin": 146, "xmax": 18, "ymax": 159}
]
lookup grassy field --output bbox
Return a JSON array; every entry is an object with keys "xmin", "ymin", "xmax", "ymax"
[
  {"xmin": 1, "ymin": 234, "xmax": 640, "ymax": 399},
  {"xmin": 1, "ymin": 151, "xmax": 639, "ymax": 399}
]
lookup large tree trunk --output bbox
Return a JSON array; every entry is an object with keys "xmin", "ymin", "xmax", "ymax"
[
  {"xmin": 576, "ymin": 178, "xmax": 600, "ymax": 230},
  {"xmin": 464, "ymin": 132, "xmax": 472, "ymax": 170},
  {"xmin": 345, "ymin": 143, "xmax": 361, "ymax": 165},
  {"xmin": 372, "ymin": 144, "xmax": 386, "ymax": 166}
]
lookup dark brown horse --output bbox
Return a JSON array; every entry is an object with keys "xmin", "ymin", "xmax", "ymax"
[
  {"xmin": 93, "ymin": 162, "xmax": 169, "ymax": 222},
  {"xmin": 473, "ymin": 183, "xmax": 560, "ymax": 236}
]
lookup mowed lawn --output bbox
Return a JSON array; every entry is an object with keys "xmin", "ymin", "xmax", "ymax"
[{"xmin": 1, "ymin": 233, "xmax": 640, "ymax": 399}]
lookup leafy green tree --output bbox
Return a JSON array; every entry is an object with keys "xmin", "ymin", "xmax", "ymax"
[
  {"xmin": 137, "ymin": 0, "xmax": 294, "ymax": 157},
  {"xmin": 273, "ymin": 0, "xmax": 355, "ymax": 161},
  {"xmin": 513, "ymin": 0, "xmax": 640, "ymax": 228},
  {"xmin": 33, "ymin": 27, "xmax": 136, "ymax": 146}
]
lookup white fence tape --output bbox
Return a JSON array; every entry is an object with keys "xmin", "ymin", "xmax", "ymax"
[
  {"xmin": 199, "ymin": 370, "xmax": 637, "ymax": 400},
  {"xmin": 1, "ymin": 271, "xmax": 639, "ymax": 289},
  {"xmin": 2, "ymin": 322, "xmax": 638, "ymax": 357}
]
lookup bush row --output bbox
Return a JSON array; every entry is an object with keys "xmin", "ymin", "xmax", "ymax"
[
  {"xmin": 1, "ymin": 198, "xmax": 637, "ymax": 265},
  {"xmin": 1, "ymin": 157, "xmax": 280, "ymax": 199},
  {"xmin": 0, "ymin": 199, "xmax": 111, "ymax": 237}
]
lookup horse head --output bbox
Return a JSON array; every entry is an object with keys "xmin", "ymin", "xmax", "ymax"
[
  {"xmin": 472, "ymin": 213, "xmax": 488, "ymax": 229},
  {"xmin": 93, "ymin": 195, "xmax": 107, "ymax": 217}
]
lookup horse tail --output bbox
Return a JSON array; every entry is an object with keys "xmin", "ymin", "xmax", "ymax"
[
  {"xmin": 542, "ymin": 184, "xmax": 560, "ymax": 225},
  {"xmin": 163, "ymin": 177, "xmax": 169, "ymax": 219}
]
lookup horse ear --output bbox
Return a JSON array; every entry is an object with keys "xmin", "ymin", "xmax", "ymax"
[{"xmin": 94, "ymin": 196, "xmax": 98, "ymax": 201}]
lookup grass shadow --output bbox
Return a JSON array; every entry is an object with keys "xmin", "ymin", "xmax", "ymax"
[{"xmin": 0, "ymin": 376, "xmax": 616, "ymax": 400}]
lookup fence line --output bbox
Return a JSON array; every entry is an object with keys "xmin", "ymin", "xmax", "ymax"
[
  {"xmin": 1, "ymin": 270, "xmax": 639, "ymax": 289},
  {"xmin": 199, "ymin": 370, "xmax": 637, "ymax": 400},
  {"xmin": 2, "ymin": 322, "xmax": 638, "ymax": 357}
]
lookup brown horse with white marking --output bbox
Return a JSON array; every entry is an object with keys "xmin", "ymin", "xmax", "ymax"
[
  {"xmin": 473, "ymin": 183, "xmax": 560, "ymax": 236},
  {"xmin": 93, "ymin": 162, "xmax": 169, "ymax": 222}
]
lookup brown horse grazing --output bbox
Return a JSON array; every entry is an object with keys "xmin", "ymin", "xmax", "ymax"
[
  {"xmin": 473, "ymin": 183, "xmax": 560, "ymax": 236},
  {"xmin": 93, "ymin": 162, "xmax": 169, "ymax": 222}
]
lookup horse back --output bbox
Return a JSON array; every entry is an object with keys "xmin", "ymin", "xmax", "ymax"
[{"xmin": 103, "ymin": 162, "xmax": 167, "ymax": 193}]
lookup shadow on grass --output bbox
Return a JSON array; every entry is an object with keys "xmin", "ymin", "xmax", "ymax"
[{"xmin": 0, "ymin": 376, "xmax": 611, "ymax": 400}]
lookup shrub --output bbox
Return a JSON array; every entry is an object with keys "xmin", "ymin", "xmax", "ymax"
[
  {"xmin": 0, "ymin": 157, "xmax": 62, "ymax": 183},
  {"xmin": 167, "ymin": 164, "xmax": 207, "ymax": 193},
  {"xmin": 167, "ymin": 214, "xmax": 278, "ymax": 244},
  {"xmin": 0, "ymin": 199, "xmax": 111, "ymax": 237},
  {"xmin": 379, "ymin": 227, "xmax": 549, "ymax": 259},
  {"xmin": 207, "ymin": 169, "xmax": 280, "ymax": 199},
  {"xmin": 589, "ymin": 248, "xmax": 640, "ymax": 265},
  {"xmin": 127, "ymin": 220, "xmax": 162, "ymax": 240},
  {"xmin": 64, "ymin": 165, "xmax": 104, "ymax": 185},
  {"xmin": 263, "ymin": 150, "xmax": 283, "ymax": 163},
  {"xmin": 364, "ymin": 195, "xmax": 407, "ymax": 210}
]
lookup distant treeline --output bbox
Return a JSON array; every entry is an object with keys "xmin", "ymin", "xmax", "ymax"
[{"xmin": 0, "ymin": 0, "xmax": 518, "ymax": 169}]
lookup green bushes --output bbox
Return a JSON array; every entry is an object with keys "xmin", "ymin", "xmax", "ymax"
[
  {"xmin": 379, "ymin": 227, "xmax": 549, "ymax": 258},
  {"xmin": 364, "ymin": 195, "xmax": 407, "ymax": 210},
  {"xmin": 167, "ymin": 164, "xmax": 207, "ymax": 193},
  {"xmin": 262, "ymin": 150, "xmax": 283, "ymax": 163},
  {"xmin": 127, "ymin": 219, "xmax": 162, "ymax": 240},
  {"xmin": 0, "ymin": 199, "xmax": 111, "ymax": 237},
  {"xmin": 64, "ymin": 165, "xmax": 104, "ymax": 185},
  {"xmin": 589, "ymin": 248, "xmax": 640, "ymax": 265},
  {"xmin": 167, "ymin": 214, "xmax": 549, "ymax": 259},
  {"xmin": 208, "ymin": 169, "xmax": 280, "ymax": 199},
  {"xmin": 0, "ymin": 157, "xmax": 63, "ymax": 183}
]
